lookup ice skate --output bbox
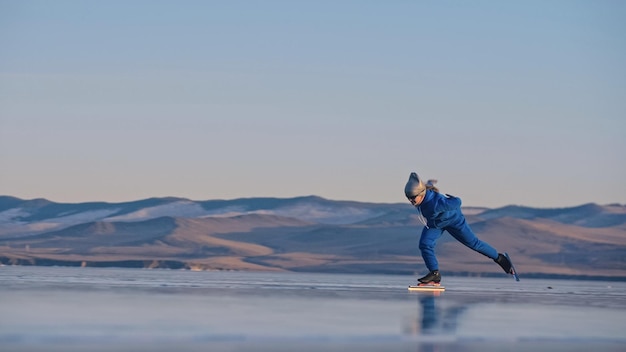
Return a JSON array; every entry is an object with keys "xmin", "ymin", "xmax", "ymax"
[
  {"xmin": 496, "ymin": 252, "xmax": 520, "ymax": 281},
  {"xmin": 494, "ymin": 253, "xmax": 513, "ymax": 274},
  {"xmin": 417, "ymin": 270, "xmax": 441, "ymax": 286}
]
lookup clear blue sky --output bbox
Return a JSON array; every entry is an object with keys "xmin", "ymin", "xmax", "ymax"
[{"xmin": 1, "ymin": 0, "xmax": 624, "ymax": 208}]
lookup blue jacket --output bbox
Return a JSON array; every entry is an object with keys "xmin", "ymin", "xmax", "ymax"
[{"xmin": 418, "ymin": 190, "xmax": 464, "ymax": 229}]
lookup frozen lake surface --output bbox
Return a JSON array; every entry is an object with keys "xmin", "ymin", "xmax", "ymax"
[{"xmin": 1, "ymin": 266, "xmax": 625, "ymax": 351}]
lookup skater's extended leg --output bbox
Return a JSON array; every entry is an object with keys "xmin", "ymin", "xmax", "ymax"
[{"xmin": 445, "ymin": 219, "xmax": 498, "ymax": 260}]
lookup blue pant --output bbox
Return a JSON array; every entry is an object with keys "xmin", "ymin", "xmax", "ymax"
[{"xmin": 419, "ymin": 218, "xmax": 498, "ymax": 271}]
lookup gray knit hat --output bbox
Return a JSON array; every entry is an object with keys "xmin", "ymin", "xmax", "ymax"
[{"xmin": 404, "ymin": 172, "xmax": 426, "ymax": 198}]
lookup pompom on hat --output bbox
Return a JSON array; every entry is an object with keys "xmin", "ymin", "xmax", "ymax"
[{"xmin": 404, "ymin": 172, "xmax": 426, "ymax": 198}]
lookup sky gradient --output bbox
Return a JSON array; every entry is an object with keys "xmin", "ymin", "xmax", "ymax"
[{"xmin": 1, "ymin": 0, "xmax": 625, "ymax": 208}]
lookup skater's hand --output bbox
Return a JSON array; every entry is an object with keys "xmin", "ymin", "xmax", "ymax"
[{"xmin": 445, "ymin": 194, "xmax": 456, "ymax": 199}]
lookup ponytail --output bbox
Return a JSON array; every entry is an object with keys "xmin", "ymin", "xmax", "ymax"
[{"xmin": 425, "ymin": 179, "xmax": 439, "ymax": 193}]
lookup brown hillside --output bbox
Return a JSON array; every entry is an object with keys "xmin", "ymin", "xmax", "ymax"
[{"xmin": 1, "ymin": 211, "xmax": 625, "ymax": 278}]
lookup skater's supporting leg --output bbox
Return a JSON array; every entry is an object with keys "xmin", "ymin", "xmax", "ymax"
[
  {"xmin": 418, "ymin": 227, "xmax": 445, "ymax": 271},
  {"xmin": 418, "ymin": 270, "xmax": 441, "ymax": 284}
]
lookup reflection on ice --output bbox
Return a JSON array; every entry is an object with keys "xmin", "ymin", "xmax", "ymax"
[
  {"xmin": 404, "ymin": 294, "xmax": 468, "ymax": 337},
  {"xmin": 1, "ymin": 266, "xmax": 625, "ymax": 351}
]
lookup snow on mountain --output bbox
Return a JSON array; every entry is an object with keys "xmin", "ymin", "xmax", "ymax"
[
  {"xmin": 0, "ymin": 207, "xmax": 121, "ymax": 238},
  {"xmin": 1, "ymin": 195, "xmax": 623, "ymax": 241},
  {"xmin": 0, "ymin": 196, "xmax": 390, "ymax": 238},
  {"xmin": 102, "ymin": 198, "xmax": 381, "ymax": 225},
  {"xmin": 270, "ymin": 203, "xmax": 382, "ymax": 225},
  {"xmin": 0, "ymin": 208, "xmax": 37, "ymax": 237},
  {"xmin": 105, "ymin": 200, "xmax": 208, "ymax": 222},
  {"xmin": 479, "ymin": 203, "xmax": 626, "ymax": 228},
  {"xmin": 199, "ymin": 203, "xmax": 381, "ymax": 225}
]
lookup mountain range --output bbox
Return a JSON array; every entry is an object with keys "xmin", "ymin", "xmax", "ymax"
[{"xmin": 1, "ymin": 195, "xmax": 625, "ymax": 280}]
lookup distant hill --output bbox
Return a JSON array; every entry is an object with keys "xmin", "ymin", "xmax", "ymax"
[{"xmin": 1, "ymin": 195, "xmax": 625, "ymax": 280}]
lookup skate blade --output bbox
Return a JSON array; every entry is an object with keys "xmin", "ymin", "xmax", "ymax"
[
  {"xmin": 408, "ymin": 283, "xmax": 445, "ymax": 292},
  {"xmin": 418, "ymin": 282, "xmax": 441, "ymax": 287}
]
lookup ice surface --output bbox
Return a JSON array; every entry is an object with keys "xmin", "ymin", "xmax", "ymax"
[{"xmin": 1, "ymin": 266, "xmax": 625, "ymax": 352}]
